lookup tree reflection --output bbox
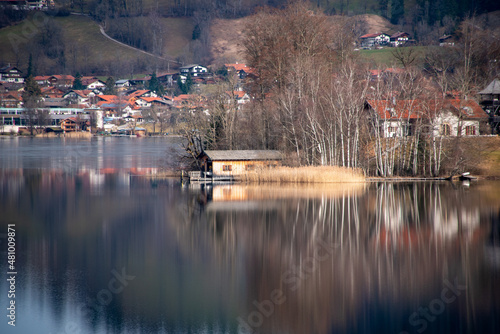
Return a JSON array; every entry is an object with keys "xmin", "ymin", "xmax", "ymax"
[{"xmin": 0, "ymin": 171, "xmax": 499, "ymax": 334}]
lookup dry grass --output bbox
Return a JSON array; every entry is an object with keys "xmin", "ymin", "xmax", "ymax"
[{"xmin": 238, "ymin": 166, "xmax": 365, "ymax": 184}]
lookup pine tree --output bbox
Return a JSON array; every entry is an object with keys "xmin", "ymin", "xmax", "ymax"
[
  {"xmin": 104, "ymin": 77, "xmax": 116, "ymax": 95},
  {"xmin": 22, "ymin": 75, "xmax": 41, "ymax": 101},
  {"xmin": 73, "ymin": 72, "xmax": 85, "ymax": 90}
]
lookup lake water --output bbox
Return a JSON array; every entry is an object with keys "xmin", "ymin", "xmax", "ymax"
[{"xmin": 0, "ymin": 137, "xmax": 499, "ymax": 334}]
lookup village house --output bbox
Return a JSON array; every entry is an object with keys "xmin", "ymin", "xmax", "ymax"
[
  {"xmin": 0, "ymin": 91, "xmax": 23, "ymax": 108},
  {"xmin": 115, "ymin": 79, "xmax": 130, "ymax": 88},
  {"xmin": 0, "ymin": 66, "xmax": 24, "ymax": 84},
  {"xmin": 179, "ymin": 64, "xmax": 208, "ymax": 77},
  {"xmin": 225, "ymin": 63, "xmax": 254, "ymax": 79},
  {"xmin": 34, "ymin": 75, "xmax": 51, "ymax": 86},
  {"xmin": 225, "ymin": 90, "xmax": 251, "ymax": 109},
  {"xmin": 59, "ymin": 117, "xmax": 89, "ymax": 132},
  {"xmin": 359, "ymin": 33, "xmax": 390, "ymax": 47},
  {"xmin": 365, "ymin": 98, "xmax": 489, "ymax": 138},
  {"xmin": 63, "ymin": 90, "xmax": 94, "ymax": 106},
  {"xmin": 198, "ymin": 150, "xmax": 282, "ymax": 176},
  {"xmin": 390, "ymin": 32, "xmax": 410, "ymax": 47},
  {"xmin": 48, "ymin": 75, "xmax": 75, "ymax": 88},
  {"xmin": 81, "ymin": 77, "xmax": 106, "ymax": 90},
  {"xmin": 41, "ymin": 86, "xmax": 65, "ymax": 98}
]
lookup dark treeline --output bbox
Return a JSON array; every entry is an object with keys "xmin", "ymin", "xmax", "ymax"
[{"xmin": 74, "ymin": 0, "xmax": 500, "ymax": 21}]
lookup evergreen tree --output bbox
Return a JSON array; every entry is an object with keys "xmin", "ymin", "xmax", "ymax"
[
  {"xmin": 177, "ymin": 74, "xmax": 192, "ymax": 94},
  {"xmin": 73, "ymin": 72, "xmax": 85, "ymax": 90},
  {"xmin": 184, "ymin": 73, "xmax": 192, "ymax": 94},
  {"xmin": 104, "ymin": 76, "xmax": 116, "ymax": 94},
  {"xmin": 22, "ymin": 75, "xmax": 41, "ymax": 102},
  {"xmin": 148, "ymin": 72, "xmax": 164, "ymax": 95}
]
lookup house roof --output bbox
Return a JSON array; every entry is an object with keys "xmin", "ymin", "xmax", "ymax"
[
  {"xmin": 391, "ymin": 31, "xmax": 409, "ymax": 39},
  {"xmin": 0, "ymin": 66, "xmax": 22, "ymax": 74},
  {"xmin": 367, "ymin": 98, "xmax": 487, "ymax": 120},
  {"xmin": 479, "ymin": 79, "xmax": 500, "ymax": 95},
  {"xmin": 50, "ymin": 75, "xmax": 75, "ymax": 81},
  {"xmin": 128, "ymin": 90, "xmax": 150, "ymax": 98},
  {"xmin": 367, "ymin": 100, "xmax": 427, "ymax": 119},
  {"xmin": 34, "ymin": 75, "xmax": 51, "ymax": 81},
  {"xmin": 360, "ymin": 33, "xmax": 380, "ymax": 39},
  {"xmin": 203, "ymin": 150, "xmax": 282, "ymax": 161},
  {"xmin": 65, "ymin": 90, "xmax": 92, "ymax": 98},
  {"xmin": 180, "ymin": 64, "xmax": 204, "ymax": 70},
  {"xmin": 449, "ymin": 99, "xmax": 488, "ymax": 118}
]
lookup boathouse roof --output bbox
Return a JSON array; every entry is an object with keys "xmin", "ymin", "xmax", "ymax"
[{"xmin": 203, "ymin": 150, "xmax": 282, "ymax": 161}]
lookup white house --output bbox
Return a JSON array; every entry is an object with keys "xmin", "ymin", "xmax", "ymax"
[
  {"xmin": 0, "ymin": 66, "xmax": 24, "ymax": 83},
  {"xmin": 179, "ymin": 64, "xmax": 208, "ymax": 77},
  {"xmin": 366, "ymin": 98, "xmax": 488, "ymax": 138},
  {"xmin": 359, "ymin": 33, "xmax": 390, "ymax": 47}
]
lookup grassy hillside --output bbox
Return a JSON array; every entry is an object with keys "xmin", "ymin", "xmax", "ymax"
[
  {"xmin": 359, "ymin": 46, "xmax": 427, "ymax": 67},
  {"xmin": 0, "ymin": 13, "xmax": 193, "ymax": 76}
]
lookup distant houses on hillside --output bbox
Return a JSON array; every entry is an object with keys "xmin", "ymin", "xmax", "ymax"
[{"xmin": 359, "ymin": 31, "xmax": 412, "ymax": 48}]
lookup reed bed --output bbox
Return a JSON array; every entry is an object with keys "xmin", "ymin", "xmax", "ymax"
[{"xmin": 238, "ymin": 166, "xmax": 365, "ymax": 184}]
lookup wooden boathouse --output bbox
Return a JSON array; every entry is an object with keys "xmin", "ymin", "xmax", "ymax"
[{"xmin": 188, "ymin": 150, "xmax": 282, "ymax": 183}]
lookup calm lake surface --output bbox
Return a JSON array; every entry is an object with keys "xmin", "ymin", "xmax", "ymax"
[{"xmin": 0, "ymin": 137, "xmax": 499, "ymax": 334}]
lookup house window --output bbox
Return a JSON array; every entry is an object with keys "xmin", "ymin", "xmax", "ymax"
[
  {"xmin": 441, "ymin": 124, "xmax": 451, "ymax": 136},
  {"xmin": 246, "ymin": 164, "xmax": 255, "ymax": 171},
  {"xmin": 465, "ymin": 125, "xmax": 476, "ymax": 136},
  {"xmin": 388, "ymin": 126, "xmax": 397, "ymax": 133},
  {"xmin": 222, "ymin": 165, "xmax": 232, "ymax": 171}
]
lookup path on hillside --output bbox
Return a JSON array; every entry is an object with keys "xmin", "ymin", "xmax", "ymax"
[
  {"xmin": 70, "ymin": 12, "xmax": 181, "ymax": 67},
  {"xmin": 97, "ymin": 24, "xmax": 182, "ymax": 67}
]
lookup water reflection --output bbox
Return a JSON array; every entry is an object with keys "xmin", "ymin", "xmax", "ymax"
[{"xmin": 0, "ymin": 171, "xmax": 499, "ymax": 334}]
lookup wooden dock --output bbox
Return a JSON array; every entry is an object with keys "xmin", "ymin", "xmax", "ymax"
[{"xmin": 184, "ymin": 171, "xmax": 234, "ymax": 184}]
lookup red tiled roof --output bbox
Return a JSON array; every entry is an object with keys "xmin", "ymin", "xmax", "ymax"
[
  {"xmin": 449, "ymin": 99, "xmax": 488, "ymax": 119},
  {"xmin": 360, "ymin": 33, "xmax": 380, "ymax": 39},
  {"xmin": 367, "ymin": 99, "xmax": 448, "ymax": 119},
  {"xmin": 225, "ymin": 63, "xmax": 253, "ymax": 73},
  {"xmin": 128, "ymin": 90, "xmax": 150, "ymax": 98}
]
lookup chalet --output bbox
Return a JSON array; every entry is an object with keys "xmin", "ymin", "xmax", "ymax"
[
  {"xmin": 198, "ymin": 150, "xmax": 282, "ymax": 176},
  {"xmin": 49, "ymin": 75, "xmax": 74, "ymax": 87},
  {"xmin": 135, "ymin": 97, "xmax": 168, "ymax": 108},
  {"xmin": 60, "ymin": 117, "xmax": 88, "ymax": 132},
  {"xmin": 115, "ymin": 79, "xmax": 130, "ymax": 88},
  {"xmin": 172, "ymin": 94, "xmax": 205, "ymax": 109},
  {"xmin": 81, "ymin": 77, "xmax": 106, "ymax": 90},
  {"xmin": 41, "ymin": 86, "xmax": 65, "ymax": 98},
  {"xmin": 128, "ymin": 90, "xmax": 156, "ymax": 98},
  {"xmin": 0, "ymin": 92, "xmax": 23, "ymax": 108},
  {"xmin": 0, "ymin": 66, "xmax": 24, "ymax": 83},
  {"xmin": 34, "ymin": 75, "xmax": 51, "ymax": 86},
  {"xmin": 62, "ymin": 90, "xmax": 94, "ymax": 106},
  {"xmin": 390, "ymin": 32, "xmax": 410, "ymax": 47},
  {"xmin": 359, "ymin": 33, "xmax": 390, "ymax": 47},
  {"xmin": 179, "ymin": 64, "xmax": 208, "ymax": 77}
]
